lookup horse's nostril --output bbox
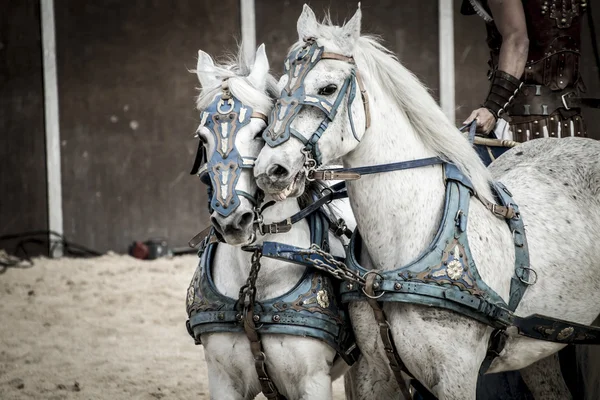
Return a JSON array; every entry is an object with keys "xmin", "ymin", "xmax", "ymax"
[
  {"xmin": 237, "ymin": 212, "xmax": 254, "ymax": 230},
  {"xmin": 210, "ymin": 216, "xmax": 224, "ymax": 234},
  {"xmin": 267, "ymin": 164, "xmax": 289, "ymax": 179}
]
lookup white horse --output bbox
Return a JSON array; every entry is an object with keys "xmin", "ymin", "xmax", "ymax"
[
  {"xmin": 189, "ymin": 44, "xmax": 356, "ymax": 400},
  {"xmin": 253, "ymin": 5, "xmax": 600, "ymax": 399}
]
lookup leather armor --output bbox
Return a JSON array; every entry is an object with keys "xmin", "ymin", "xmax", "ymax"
[{"xmin": 464, "ymin": 0, "xmax": 589, "ymax": 141}]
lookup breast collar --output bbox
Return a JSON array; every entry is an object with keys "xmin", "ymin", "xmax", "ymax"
[
  {"xmin": 340, "ymin": 163, "xmax": 531, "ymax": 326},
  {"xmin": 186, "ymin": 201, "xmax": 359, "ymax": 365}
]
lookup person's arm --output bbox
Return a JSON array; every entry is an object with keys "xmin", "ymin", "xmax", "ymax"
[{"xmin": 464, "ymin": 0, "xmax": 529, "ymax": 133}]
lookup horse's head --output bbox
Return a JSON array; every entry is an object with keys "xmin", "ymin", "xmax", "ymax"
[
  {"xmin": 193, "ymin": 45, "xmax": 275, "ymax": 245},
  {"xmin": 254, "ymin": 4, "xmax": 369, "ymax": 199}
]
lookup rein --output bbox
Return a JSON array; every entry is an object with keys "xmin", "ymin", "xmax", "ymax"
[{"xmin": 306, "ymin": 121, "xmax": 516, "ymax": 220}]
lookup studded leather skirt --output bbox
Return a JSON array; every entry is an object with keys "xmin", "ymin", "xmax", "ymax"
[{"xmin": 510, "ymin": 110, "xmax": 587, "ymax": 142}]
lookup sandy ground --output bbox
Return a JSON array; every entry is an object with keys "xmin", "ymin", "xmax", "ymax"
[{"xmin": 0, "ymin": 253, "xmax": 345, "ymax": 400}]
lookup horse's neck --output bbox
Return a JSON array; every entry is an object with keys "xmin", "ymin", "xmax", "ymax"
[
  {"xmin": 344, "ymin": 84, "xmax": 446, "ymax": 268},
  {"xmin": 213, "ymin": 198, "xmax": 309, "ymax": 300}
]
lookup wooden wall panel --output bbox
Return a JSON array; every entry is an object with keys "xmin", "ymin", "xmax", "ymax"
[
  {"xmin": 55, "ymin": 0, "xmax": 239, "ymax": 253},
  {"xmin": 0, "ymin": 0, "xmax": 48, "ymax": 255},
  {"xmin": 256, "ymin": 0, "xmax": 440, "ymax": 96}
]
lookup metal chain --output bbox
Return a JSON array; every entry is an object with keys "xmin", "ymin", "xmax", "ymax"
[
  {"xmin": 296, "ymin": 244, "xmax": 366, "ymax": 286},
  {"xmin": 238, "ymin": 248, "xmax": 263, "ymax": 311}
]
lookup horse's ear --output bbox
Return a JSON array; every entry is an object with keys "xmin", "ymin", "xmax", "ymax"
[
  {"xmin": 248, "ymin": 43, "xmax": 269, "ymax": 91},
  {"xmin": 297, "ymin": 4, "xmax": 319, "ymax": 41},
  {"xmin": 196, "ymin": 50, "xmax": 219, "ymax": 88},
  {"xmin": 341, "ymin": 4, "xmax": 362, "ymax": 46}
]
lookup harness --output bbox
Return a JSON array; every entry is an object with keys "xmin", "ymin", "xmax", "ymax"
[
  {"xmin": 187, "ymin": 79, "xmax": 359, "ymax": 399},
  {"xmin": 258, "ymin": 33, "xmax": 600, "ymax": 393},
  {"xmin": 263, "ymin": 38, "xmax": 370, "ymax": 168},
  {"xmin": 189, "ymin": 81, "xmax": 267, "ymax": 216},
  {"xmin": 185, "ymin": 206, "xmax": 359, "ymax": 398}
]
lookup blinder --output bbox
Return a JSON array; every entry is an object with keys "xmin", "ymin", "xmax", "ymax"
[
  {"xmin": 190, "ymin": 81, "xmax": 267, "ymax": 217},
  {"xmin": 263, "ymin": 38, "xmax": 370, "ymax": 167}
]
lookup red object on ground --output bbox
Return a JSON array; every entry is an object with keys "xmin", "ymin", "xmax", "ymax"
[{"xmin": 130, "ymin": 241, "xmax": 149, "ymax": 260}]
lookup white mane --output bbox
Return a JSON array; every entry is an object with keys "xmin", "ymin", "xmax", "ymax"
[
  {"xmin": 192, "ymin": 47, "xmax": 279, "ymax": 114},
  {"xmin": 351, "ymin": 35, "xmax": 493, "ymax": 197}
]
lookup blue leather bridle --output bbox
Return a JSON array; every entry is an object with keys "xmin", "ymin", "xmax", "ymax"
[
  {"xmin": 190, "ymin": 80, "xmax": 268, "ymax": 217},
  {"xmin": 263, "ymin": 38, "xmax": 370, "ymax": 167}
]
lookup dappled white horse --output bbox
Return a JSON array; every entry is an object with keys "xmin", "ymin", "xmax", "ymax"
[
  {"xmin": 254, "ymin": 5, "xmax": 600, "ymax": 399},
  {"xmin": 186, "ymin": 45, "xmax": 357, "ymax": 400}
]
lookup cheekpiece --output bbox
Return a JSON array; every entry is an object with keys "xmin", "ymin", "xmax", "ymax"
[{"xmin": 263, "ymin": 39, "xmax": 360, "ymax": 165}]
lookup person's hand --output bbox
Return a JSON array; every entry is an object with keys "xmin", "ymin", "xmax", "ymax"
[{"xmin": 464, "ymin": 108, "xmax": 497, "ymax": 134}]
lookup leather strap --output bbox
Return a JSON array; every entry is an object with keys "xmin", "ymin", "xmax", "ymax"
[
  {"xmin": 259, "ymin": 182, "xmax": 348, "ymax": 235},
  {"xmin": 321, "ymin": 52, "xmax": 355, "ymax": 63},
  {"xmin": 251, "ymin": 111, "xmax": 269, "ymax": 122},
  {"xmin": 562, "ymin": 93, "xmax": 600, "ymax": 110},
  {"xmin": 474, "ymin": 194, "xmax": 516, "ymax": 219},
  {"xmin": 309, "ymin": 156, "xmax": 445, "ymax": 181},
  {"xmin": 364, "ymin": 275, "xmax": 439, "ymax": 400},
  {"xmin": 363, "ymin": 273, "xmax": 414, "ymax": 400},
  {"xmin": 188, "ymin": 226, "xmax": 213, "ymax": 248},
  {"xmin": 355, "ymin": 69, "xmax": 371, "ymax": 130},
  {"xmin": 243, "ymin": 306, "xmax": 287, "ymax": 400}
]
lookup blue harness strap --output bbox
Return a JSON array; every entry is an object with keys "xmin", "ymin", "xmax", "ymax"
[
  {"xmin": 185, "ymin": 207, "xmax": 359, "ymax": 366},
  {"xmin": 340, "ymin": 164, "xmax": 515, "ymax": 328}
]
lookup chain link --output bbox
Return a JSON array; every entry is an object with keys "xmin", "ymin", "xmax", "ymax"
[
  {"xmin": 296, "ymin": 244, "xmax": 366, "ymax": 286},
  {"xmin": 238, "ymin": 248, "xmax": 263, "ymax": 311}
]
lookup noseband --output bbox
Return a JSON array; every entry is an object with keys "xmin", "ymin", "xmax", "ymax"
[
  {"xmin": 190, "ymin": 80, "xmax": 268, "ymax": 217},
  {"xmin": 263, "ymin": 38, "xmax": 370, "ymax": 167}
]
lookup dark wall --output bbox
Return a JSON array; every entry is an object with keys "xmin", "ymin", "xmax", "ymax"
[
  {"xmin": 0, "ymin": 0, "xmax": 48, "ymax": 255},
  {"xmin": 580, "ymin": 4, "xmax": 600, "ymax": 140},
  {"xmin": 453, "ymin": 0, "xmax": 489, "ymax": 125},
  {"xmin": 256, "ymin": 0, "xmax": 440, "ymax": 95},
  {"xmin": 454, "ymin": 0, "xmax": 600, "ymax": 139},
  {"xmin": 55, "ymin": 0, "xmax": 239, "ymax": 253}
]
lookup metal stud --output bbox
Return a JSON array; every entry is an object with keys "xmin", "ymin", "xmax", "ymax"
[
  {"xmin": 394, "ymin": 282, "xmax": 402, "ymax": 290},
  {"xmin": 346, "ymin": 283, "xmax": 354, "ymax": 290},
  {"xmin": 272, "ymin": 315, "xmax": 280, "ymax": 322},
  {"xmin": 253, "ymin": 315, "xmax": 260, "ymax": 322}
]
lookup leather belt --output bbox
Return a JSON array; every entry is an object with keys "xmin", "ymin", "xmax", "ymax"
[
  {"xmin": 561, "ymin": 92, "xmax": 600, "ymax": 110},
  {"xmin": 508, "ymin": 85, "xmax": 600, "ymax": 116}
]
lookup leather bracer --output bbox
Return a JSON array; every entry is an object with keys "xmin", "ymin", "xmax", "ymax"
[{"xmin": 483, "ymin": 70, "xmax": 523, "ymax": 118}]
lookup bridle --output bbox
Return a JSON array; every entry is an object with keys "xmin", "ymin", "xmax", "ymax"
[
  {"xmin": 263, "ymin": 38, "xmax": 370, "ymax": 170},
  {"xmin": 190, "ymin": 79, "xmax": 268, "ymax": 217}
]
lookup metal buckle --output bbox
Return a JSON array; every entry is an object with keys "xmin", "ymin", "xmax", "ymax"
[
  {"xmin": 217, "ymin": 98, "xmax": 235, "ymax": 114},
  {"xmin": 517, "ymin": 267, "xmax": 538, "ymax": 285},
  {"xmin": 561, "ymin": 92, "xmax": 573, "ymax": 110},
  {"xmin": 302, "ymin": 149, "xmax": 318, "ymax": 181},
  {"xmin": 361, "ymin": 271, "xmax": 386, "ymax": 299}
]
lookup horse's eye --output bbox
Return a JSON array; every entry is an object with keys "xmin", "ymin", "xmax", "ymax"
[{"xmin": 318, "ymin": 84, "xmax": 338, "ymax": 96}]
